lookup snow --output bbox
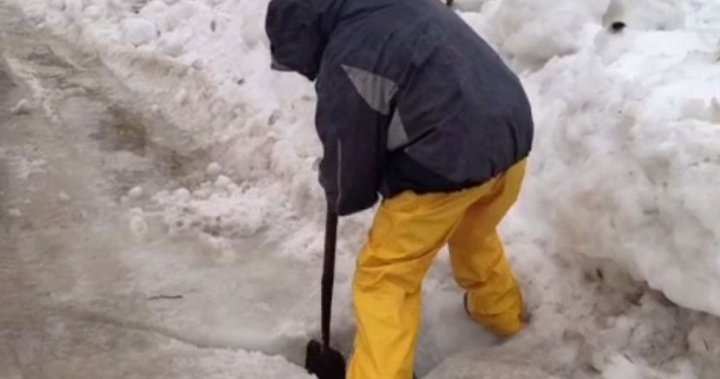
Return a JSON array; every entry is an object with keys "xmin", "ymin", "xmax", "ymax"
[{"xmin": 6, "ymin": 0, "xmax": 720, "ymax": 377}]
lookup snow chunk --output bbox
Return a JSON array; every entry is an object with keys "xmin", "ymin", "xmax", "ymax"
[
  {"xmin": 214, "ymin": 175, "xmax": 234, "ymax": 189},
  {"xmin": 130, "ymin": 215, "xmax": 148, "ymax": 237},
  {"xmin": 11, "ymin": 99, "xmax": 33, "ymax": 115},
  {"xmin": 174, "ymin": 188, "xmax": 191, "ymax": 201},
  {"xmin": 191, "ymin": 58, "xmax": 205, "ymax": 70},
  {"xmin": 120, "ymin": 18, "xmax": 158, "ymax": 46},
  {"xmin": 206, "ymin": 162, "xmax": 222, "ymax": 176},
  {"xmin": 84, "ymin": 5, "xmax": 105, "ymax": 20},
  {"xmin": 158, "ymin": 31, "xmax": 186, "ymax": 57},
  {"xmin": 58, "ymin": 192, "xmax": 71, "ymax": 202},
  {"xmin": 599, "ymin": 354, "xmax": 642, "ymax": 379},
  {"xmin": 174, "ymin": 88, "xmax": 188, "ymax": 104},
  {"xmin": 128, "ymin": 186, "xmax": 144, "ymax": 199},
  {"xmin": 128, "ymin": 208, "xmax": 149, "ymax": 237}
]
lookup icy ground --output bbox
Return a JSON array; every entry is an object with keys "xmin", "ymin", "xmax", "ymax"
[{"xmin": 2, "ymin": 0, "xmax": 720, "ymax": 378}]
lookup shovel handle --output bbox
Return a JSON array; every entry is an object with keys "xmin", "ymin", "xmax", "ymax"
[{"xmin": 321, "ymin": 210, "xmax": 339, "ymax": 349}]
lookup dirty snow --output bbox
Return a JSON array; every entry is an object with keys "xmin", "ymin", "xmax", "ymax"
[{"xmin": 4, "ymin": 0, "xmax": 720, "ymax": 378}]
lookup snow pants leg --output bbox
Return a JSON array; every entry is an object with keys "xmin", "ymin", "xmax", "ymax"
[{"xmin": 348, "ymin": 160, "xmax": 527, "ymax": 379}]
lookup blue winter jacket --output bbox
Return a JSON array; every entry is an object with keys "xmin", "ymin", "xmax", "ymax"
[{"xmin": 266, "ymin": 0, "xmax": 534, "ymax": 216}]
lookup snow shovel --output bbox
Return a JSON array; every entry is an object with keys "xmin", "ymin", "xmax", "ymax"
[{"xmin": 305, "ymin": 210, "xmax": 347, "ymax": 379}]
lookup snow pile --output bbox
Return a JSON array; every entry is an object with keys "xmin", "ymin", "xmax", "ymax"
[
  {"xmin": 516, "ymin": 7, "xmax": 720, "ymax": 316},
  {"xmin": 11, "ymin": 0, "xmax": 720, "ymax": 377},
  {"xmin": 453, "ymin": 0, "xmax": 720, "ymax": 316},
  {"xmin": 447, "ymin": 0, "xmax": 720, "ymax": 320}
]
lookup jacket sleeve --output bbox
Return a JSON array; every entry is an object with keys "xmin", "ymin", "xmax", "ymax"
[{"xmin": 314, "ymin": 67, "xmax": 389, "ymax": 216}]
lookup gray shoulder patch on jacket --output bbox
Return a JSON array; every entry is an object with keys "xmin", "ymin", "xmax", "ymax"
[
  {"xmin": 342, "ymin": 65, "xmax": 397, "ymax": 115},
  {"xmin": 388, "ymin": 110, "xmax": 409, "ymax": 151}
]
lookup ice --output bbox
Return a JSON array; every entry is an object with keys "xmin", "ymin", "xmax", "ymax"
[{"xmin": 119, "ymin": 17, "xmax": 158, "ymax": 46}]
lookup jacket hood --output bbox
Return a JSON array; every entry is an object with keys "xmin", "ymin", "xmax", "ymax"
[{"xmin": 265, "ymin": 0, "xmax": 343, "ymax": 81}]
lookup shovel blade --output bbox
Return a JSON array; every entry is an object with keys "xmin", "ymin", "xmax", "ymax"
[{"xmin": 305, "ymin": 340, "xmax": 346, "ymax": 379}]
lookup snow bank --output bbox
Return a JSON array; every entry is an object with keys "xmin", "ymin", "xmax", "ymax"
[
  {"xmin": 516, "ymin": 6, "xmax": 720, "ymax": 316},
  {"xmin": 435, "ymin": 0, "xmax": 720, "ymax": 320},
  {"xmin": 11, "ymin": 0, "xmax": 720, "ymax": 376},
  {"xmin": 454, "ymin": 0, "xmax": 720, "ymax": 317}
]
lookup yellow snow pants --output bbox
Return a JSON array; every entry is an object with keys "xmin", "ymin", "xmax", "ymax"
[{"xmin": 348, "ymin": 160, "xmax": 527, "ymax": 379}]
